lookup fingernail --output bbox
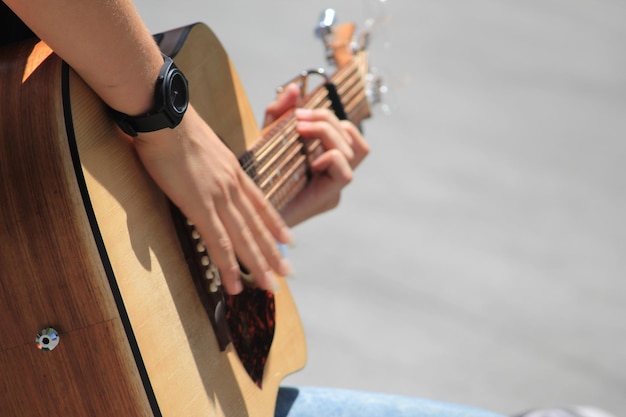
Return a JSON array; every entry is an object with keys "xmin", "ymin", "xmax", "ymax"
[
  {"xmin": 266, "ymin": 271, "xmax": 281, "ymax": 293},
  {"xmin": 295, "ymin": 108, "xmax": 312, "ymax": 118},
  {"xmin": 282, "ymin": 227, "xmax": 294, "ymax": 246},
  {"xmin": 296, "ymin": 121, "xmax": 312, "ymax": 130},
  {"xmin": 280, "ymin": 258, "xmax": 293, "ymax": 277},
  {"xmin": 231, "ymin": 278, "xmax": 244, "ymax": 294}
]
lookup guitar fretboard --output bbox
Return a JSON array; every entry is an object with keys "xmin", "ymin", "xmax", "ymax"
[{"xmin": 239, "ymin": 51, "xmax": 371, "ymax": 211}]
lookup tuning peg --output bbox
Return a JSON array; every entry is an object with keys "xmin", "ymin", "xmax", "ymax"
[
  {"xmin": 366, "ymin": 69, "xmax": 388, "ymax": 109},
  {"xmin": 315, "ymin": 8, "xmax": 336, "ymax": 39},
  {"xmin": 315, "ymin": 8, "xmax": 338, "ymax": 65}
]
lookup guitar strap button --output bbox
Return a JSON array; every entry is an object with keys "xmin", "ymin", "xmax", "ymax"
[{"xmin": 36, "ymin": 327, "xmax": 60, "ymax": 351}]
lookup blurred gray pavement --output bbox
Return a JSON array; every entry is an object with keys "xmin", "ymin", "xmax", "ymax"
[{"xmin": 137, "ymin": 1, "xmax": 626, "ymax": 415}]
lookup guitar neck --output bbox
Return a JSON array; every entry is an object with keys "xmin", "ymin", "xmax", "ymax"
[{"xmin": 240, "ymin": 51, "xmax": 371, "ymax": 211}]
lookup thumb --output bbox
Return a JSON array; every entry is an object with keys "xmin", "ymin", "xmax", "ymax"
[{"xmin": 263, "ymin": 83, "xmax": 301, "ymax": 127}]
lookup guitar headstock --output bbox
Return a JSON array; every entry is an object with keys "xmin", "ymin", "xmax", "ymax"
[{"xmin": 315, "ymin": 8, "xmax": 387, "ymax": 111}]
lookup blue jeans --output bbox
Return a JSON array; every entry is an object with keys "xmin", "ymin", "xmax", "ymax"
[{"xmin": 275, "ymin": 387, "xmax": 506, "ymax": 417}]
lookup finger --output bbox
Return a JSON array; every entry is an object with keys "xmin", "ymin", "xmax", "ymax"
[
  {"xmin": 296, "ymin": 110, "xmax": 354, "ymax": 161},
  {"xmin": 294, "ymin": 108, "xmax": 345, "ymax": 134},
  {"xmin": 231, "ymin": 176, "xmax": 292, "ymax": 290},
  {"xmin": 263, "ymin": 83, "xmax": 301, "ymax": 127},
  {"xmin": 201, "ymin": 173, "xmax": 290, "ymax": 294},
  {"xmin": 193, "ymin": 207, "xmax": 244, "ymax": 295},
  {"xmin": 339, "ymin": 120, "xmax": 370, "ymax": 169},
  {"xmin": 310, "ymin": 148, "xmax": 353, "ymax": 187},
  {"xmin": 240, "ymin": 172, "xmax": 292, "ymax": 245},
  {"xmin": 212, "ymin": 181, "xmax": 286, "ymax": 293},
  {"xmin": 307, "ymin": 149, "xmax": 354, "ymax": 215}
]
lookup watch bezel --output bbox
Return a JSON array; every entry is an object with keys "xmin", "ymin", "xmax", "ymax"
[
  {"xmin": 155, "ymin": 55, "xmax": 189, "ymax": 125},
  {"xmin": 110, "ymin": 53, "xmax": 190, "ymax": 137}
]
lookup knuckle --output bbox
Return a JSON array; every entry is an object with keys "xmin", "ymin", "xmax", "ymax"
[
  {"xmin": 215, "ymin": 236, "xmax": 234, "ymax": 255},
  {"xmin": 224, "ymin": 262, "xmax": 240, "ymax": 276},
  {"xmin": 345, "ymin": 147, "xmax": 355, "ymax": 161},
  {"xmin": 266, "ymin": 243, "xmax": 282, "ymax": 264},
  {"xmin": 359, "ymin": 141, "xmax": 372, "ymax": 157},
  {"xmin": 343, "ymin": 170, "xmax": 354, "ymax": 185},
  {"xmin": 212, "ymin": 176, "xmax": 239, "ymax": 206},
  {"xmin": 313, "ymin": 108, "xmax": 333, "ymax": 119},
  {"xmin": 317, "ymin": 122, "xmax": 333, "ymax": 140},
  {"xmin": 339, "ymin": 120, "xmax": 353, "ymax": 131},
  {"xmin": 328, "ymin": 195, "xmax": 341, "ymax": 210},
  {"xmin": 254, "ymin": 194, "xmax": 271, "ymax": 213}
]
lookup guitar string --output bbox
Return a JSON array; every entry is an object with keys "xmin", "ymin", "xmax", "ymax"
[
  {"xmin": 246, "ymin": 63, "xmax": 363, "ymax": 182},
  {"xmin": 256, "ymin": 84, "xmax": 352, "ymax": 188},
  {"xmin": 239, "ymin": 59, "xmax": 361, "ymax": 174},
  {"xmin": 263, "ymin": 81, "xmax": 368, "ymax": 210},
  {"xmin": 253, "ymin": 66, "xmax": 367, "ymax": 210},
  {"xmin": 264, "ymin": 91, "xmax": 367, "ymax": 210},
  {"xmin": 241, "ymin": 59, "xmax": 368, "ymax": 210},
  {"xmin": 241, "ymin": 57, "xmax": 365, "ymax": 180},
  {"xmin": 251, "ymin": 50, "xmax": 368, "ymax": 168}
]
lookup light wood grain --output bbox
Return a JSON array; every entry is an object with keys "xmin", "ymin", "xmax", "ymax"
[
  {"xmin": 70, "ymin": 23, "xmax": 306, "ymax": 416},
  {"xmin": 0, "ymin": 23, "xmax": 306, "ymax": 416},
  {"xmin": 0, "ymin": 40, "xmax": 152, "ymax": 417}
]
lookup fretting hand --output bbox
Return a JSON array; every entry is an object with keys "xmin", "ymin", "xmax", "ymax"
[{"xmin": 264, "ymin": 83, "xmax": 370, "ymax": 227}]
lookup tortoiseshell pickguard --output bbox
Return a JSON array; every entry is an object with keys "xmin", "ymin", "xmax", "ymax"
[
  {"xmin": 224, "ymin": 287, "xmax": 276, "ymax": 387},
  {"xmin": 170, "ymin": 204, "xmax": 276, "ymax": 386}
]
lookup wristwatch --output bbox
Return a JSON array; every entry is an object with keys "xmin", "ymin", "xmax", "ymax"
[{"xmin": 111, "ymin": 53, "xmax": 189, "ymax": 137}]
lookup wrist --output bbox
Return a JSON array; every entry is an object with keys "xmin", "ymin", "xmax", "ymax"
[
  {"xmin": 132, "ymin": 105, "xmax": 197, "ymax": 145},
  {"xmin": 110, "ymin": 53, "xmax": 189, "ymax": 137}
]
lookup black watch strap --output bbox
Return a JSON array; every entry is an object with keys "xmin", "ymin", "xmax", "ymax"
[{"xmin": 111, "ymin": 108, "xmax": 177, "ymax": 137}]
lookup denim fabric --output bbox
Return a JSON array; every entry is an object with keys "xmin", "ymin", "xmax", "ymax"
[{"xmin": 275, "ymin": 387, "xmax": 506, "ymax": 417}]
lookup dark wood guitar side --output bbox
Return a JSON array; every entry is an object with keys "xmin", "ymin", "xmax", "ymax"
[{"xmin": 0, "ymin": 22, "xmax": 371, "ymax": 416}]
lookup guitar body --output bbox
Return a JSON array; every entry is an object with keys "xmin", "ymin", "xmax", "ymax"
[{"xmin": 0, "ymin": 23, "xmax": 306, "ymax": 416}]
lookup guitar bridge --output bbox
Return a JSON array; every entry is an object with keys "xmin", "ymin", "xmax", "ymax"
[
  {"xmin": 169, "ymin": 203, "xmax": 231, "ymax": 350},
  {"xmin": 169, "ymin": 202, "xmax": 276, "ymax": 387}
]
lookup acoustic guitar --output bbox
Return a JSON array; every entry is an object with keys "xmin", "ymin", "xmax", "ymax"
[{"xmin": 0, "ymin": 17, "xmax": 375, "ymax": 416}]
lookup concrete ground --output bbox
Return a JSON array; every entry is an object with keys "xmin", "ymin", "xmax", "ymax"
[{"xmin": 137, "ymin": 1, "xmax": 626, "ymax": 415}]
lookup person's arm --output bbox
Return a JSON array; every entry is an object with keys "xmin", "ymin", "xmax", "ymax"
[
  {"xmin": 4, "ymin": 0, "xmax": 292, "ymax": 294},
  {"xmin": 5, "ymin": 0, "xmax": 161, "ymax": 116}
]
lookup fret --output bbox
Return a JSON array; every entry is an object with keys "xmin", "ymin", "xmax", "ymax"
[
  {"xmin": 266, "ymin": 155, "xmax": 309, "ymax": 211},
  {"xmin": 254, "ymin": 129, "xmax": 300, "ymax": 184},
  {"xmin": 238, "ymin": 51, "xmax": 371, "ymax": 212},
  {"xmin": 258, "ymin": 138, "xmax": 306, "ymax": 191}
]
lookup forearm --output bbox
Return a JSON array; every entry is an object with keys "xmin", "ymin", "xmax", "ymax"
[
  {"xmin": 2, "ymin": 1, "xmax": 294, "ymax": 294},
  {"xmin": 4, "ymin": 0, "xmax": 162, "ymax": 116}
]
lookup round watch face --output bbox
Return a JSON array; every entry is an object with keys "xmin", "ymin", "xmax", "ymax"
[{"xmin": 169, "ymin": 71, "xmax": 189, "ymax": 114}]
